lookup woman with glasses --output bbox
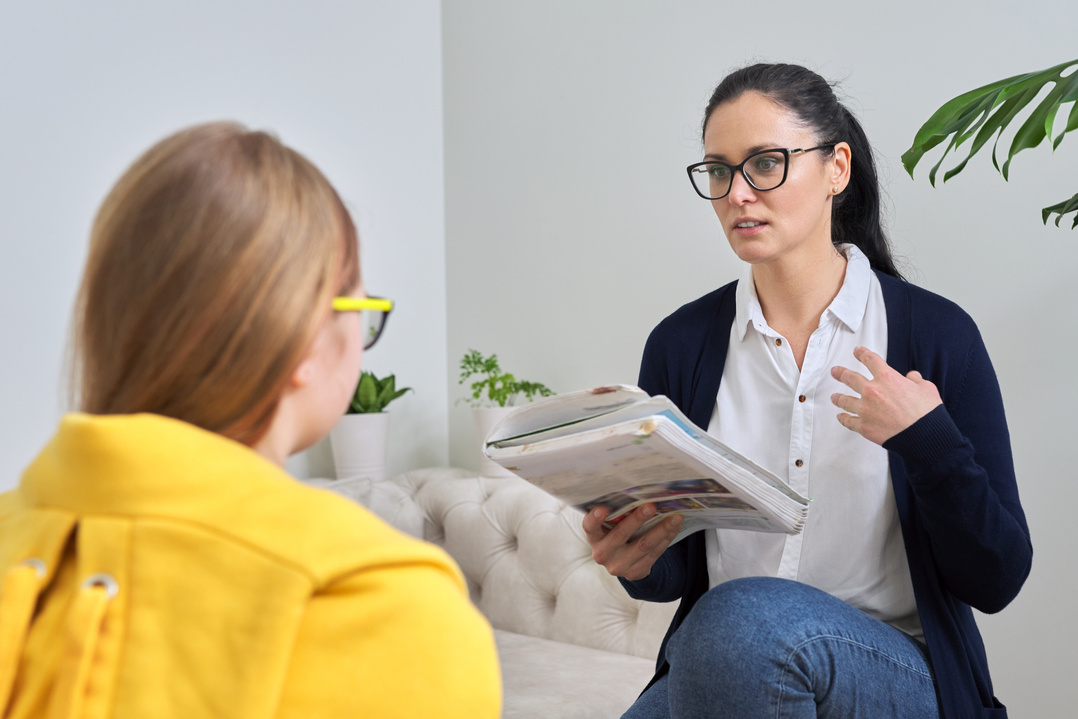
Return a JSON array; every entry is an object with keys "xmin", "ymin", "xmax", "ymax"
[
  {"xmin": 584, "ymin": 64, "xmax": 1030, "ymax": 718},
  {"xmin": 0, "ymin": 123, "xmax": 500, "ymax": 718}
]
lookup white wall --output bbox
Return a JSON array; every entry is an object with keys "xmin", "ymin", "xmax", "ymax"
[
  {"xmin": 0, "ymin": 0, "xmax": 448, "ymax": 486},
  {"xmin": 443, "ymin": 1, "xmax": 1076, "ymax": 715}
]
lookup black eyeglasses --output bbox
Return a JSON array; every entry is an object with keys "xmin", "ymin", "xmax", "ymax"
[
  {"xmin": 331, "ymin": 296, "xmax": 393, "ymax": 350},
  {"xmin": 686, "ymin": 144, "xmax": 836, "ymax": 200}
]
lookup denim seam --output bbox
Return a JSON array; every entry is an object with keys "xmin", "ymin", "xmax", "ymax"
[{"xmin": 775, "ymin": 633, "xmax": 934, "ymax": 718}]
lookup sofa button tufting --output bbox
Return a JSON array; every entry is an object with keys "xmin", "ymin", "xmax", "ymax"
[{"xmin": 371, "ymin": 466, "xmax": 677, "ymax": 715}]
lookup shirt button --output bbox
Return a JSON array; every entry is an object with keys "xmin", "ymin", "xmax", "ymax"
[
  {"xmin": 798, "ymin": 395, "xmax": 806, "ymax": 403},
  {"xmin": 795, "ymin": 459, "xmax": 804, "ymax": 467},
  {"xmin": 775, "ymin": 338, "xmax": 783, "ymax": 346}
]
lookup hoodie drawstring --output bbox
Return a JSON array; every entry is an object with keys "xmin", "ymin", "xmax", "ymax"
[
  {"xmin": 0, "ymin": 559, "xmax": 48, "ymax": 718},
  {"xmin": 47, "ymin": 574, "xmax": 118, "ymax": 719}
]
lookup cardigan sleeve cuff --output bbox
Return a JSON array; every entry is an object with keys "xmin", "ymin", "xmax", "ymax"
[
  {"xmin": 620, "ymin": 568, "xmax": 668, "ymax": 600},
  {"xmin": 882, "ymin": 404, "xmax": 970, "ymax": 476}
]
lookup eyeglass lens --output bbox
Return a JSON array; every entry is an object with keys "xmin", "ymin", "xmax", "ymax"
[
  {"xmin": 360, "ymin": 309, "xmax": 387, "ymax": 350},
  {"xmin": 690, "ymin": 150, "xmax": 788, "ymax": 200}
]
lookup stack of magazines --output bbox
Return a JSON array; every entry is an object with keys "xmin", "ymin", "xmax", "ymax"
[{"xmin": 483, "ymin": 385, "xmax": 809, "ymax": 542}]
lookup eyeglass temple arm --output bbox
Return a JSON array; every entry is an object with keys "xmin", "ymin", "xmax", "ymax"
[{"xmin": 331, "ymin": 297, "xmax": 393, "ymax": 312}]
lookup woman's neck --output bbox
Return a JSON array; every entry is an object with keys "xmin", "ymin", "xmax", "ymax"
[{"xmin": 752, "ymin": 243, "xmax": 848, "ymax": 341}]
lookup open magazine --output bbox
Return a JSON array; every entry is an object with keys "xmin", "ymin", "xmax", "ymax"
[{"xmin": 483, "ymin": 385, "xmax": 809, "ymax": 541}]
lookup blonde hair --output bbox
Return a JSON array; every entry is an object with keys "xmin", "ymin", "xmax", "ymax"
[{"xmin": 71, "ymin": 122, "xmax": 360, "ymax": 445}]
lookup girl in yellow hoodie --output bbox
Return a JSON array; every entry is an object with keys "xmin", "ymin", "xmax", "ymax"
[{"xmin": 0, "ymin": 123, "xmax": 501, "ymax": 719}]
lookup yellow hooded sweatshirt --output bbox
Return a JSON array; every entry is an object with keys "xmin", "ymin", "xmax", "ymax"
[{"xmin": 0, "ymin": 413, "xmax": 501, "ymax": 719}]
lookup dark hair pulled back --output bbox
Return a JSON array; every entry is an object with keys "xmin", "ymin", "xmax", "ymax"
[{"xmin": 703, "ymin": 63, "xmax": 901, "ymax": 278}]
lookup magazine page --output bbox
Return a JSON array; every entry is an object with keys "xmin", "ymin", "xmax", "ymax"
[
  {"xmin": 577, "ymin": 477, "xmax": 777, "ymax": 541},
  {"xmin": 485, "ymin": 385, "xmax": 647, "ymax": 445},
  {"xmin": 490, "ymin": 395, "xmax": 675, "ymax": 449},
  {"xmin": 651, "ymin": 408, "xmax": 805, "ymax": 503},
  {"xmin": 648, "ymin": 420, "xmax": 807, "ymax": 531},
  {"xmin": 627, "ymin": 400, "xmax": 805, "ymax": 503}
]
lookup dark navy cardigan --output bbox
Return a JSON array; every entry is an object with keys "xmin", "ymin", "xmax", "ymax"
[{"xmin": 621, "ymin": 271, "xmax": 1032, "ymax": 719}]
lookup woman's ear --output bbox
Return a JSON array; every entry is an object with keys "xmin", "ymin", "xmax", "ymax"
[
  {"xmin": 287, "ymin": 320, "xmax": 334, "ymax": 391},
  {"xmin": 289, "ymin": 355, "xmax": 316, "ymax": 390},
  {"xmin": 831, "ymin": 142, "xmax": 852, "ymax": 193}
]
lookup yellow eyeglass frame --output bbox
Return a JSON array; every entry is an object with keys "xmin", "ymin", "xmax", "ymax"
[{"xmin": 331, "ymin": 297, "xmax": 393, "ymax": 313}]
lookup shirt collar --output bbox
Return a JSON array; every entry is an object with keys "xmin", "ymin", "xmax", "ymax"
[
  {"xmin": 734, "ymin": 264, "xmax": 767, "ymax": 342},
  {"xmin": 827, "ymin": 244, "xmax": 872, "ymax": 333},
  {"xmin": 734, "ymin": 243, "xmax": 873, "ymax": 341}
]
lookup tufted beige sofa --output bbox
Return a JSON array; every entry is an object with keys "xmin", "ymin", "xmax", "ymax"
[{"xmin": 310, "ymin": 468, "xmax": 676, "ymax": 718}]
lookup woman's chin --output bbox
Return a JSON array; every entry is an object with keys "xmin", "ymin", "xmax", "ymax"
[{"xmin": 726, "ymin": 236, "xmax": 777, "ymax": 265}]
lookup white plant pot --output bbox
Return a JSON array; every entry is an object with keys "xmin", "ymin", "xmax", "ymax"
[
  {"xmin": 329, "ymin": 412, "xmax": 390, "ymax": 482},
  {"xmin": 473, "ymin": 406, "xmax": 518, "ymax": 479}
]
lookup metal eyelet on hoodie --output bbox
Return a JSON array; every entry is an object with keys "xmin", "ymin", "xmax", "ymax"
[
  {"xmin": 19, "ymin": 558, "xmax": 47, "ymax": 579},
  {"xmin": 80, "ymin": 573, "xmax": 119, "ymax": 599}
]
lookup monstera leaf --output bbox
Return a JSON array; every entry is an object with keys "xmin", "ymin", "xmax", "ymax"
[
  {"xmin": 1042, "ymin": 193, "xmax": 1078, "ymax": 229},
  {"xmin": 902, "ymin": 59, "xmax": 1078, "ymax": 229}
]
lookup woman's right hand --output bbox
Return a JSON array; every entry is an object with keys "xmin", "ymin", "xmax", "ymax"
[{"xmin": 582, "ymin": 504, "xmax": 683, "ymax": 581}]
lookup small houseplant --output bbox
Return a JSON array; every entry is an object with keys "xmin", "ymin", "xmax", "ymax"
[
  {"xmin": 458, "ymin": 349, "xmax": 553, "ymax": 477},
  {"xmin": 458, "ymin": 349, "xmax": 554, "ymax": 407},
  {"xmin": 348, "ymin": 371, "xmax": 412, "ymax": 414},
  {"xmin": 330, "ymin": 370, "xmax": 412, "ymax": 482}
]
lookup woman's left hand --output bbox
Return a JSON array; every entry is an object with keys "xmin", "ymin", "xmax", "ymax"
[{"xmin": 830, "ymin": 346, "xmax": 943, "ymax": 446}]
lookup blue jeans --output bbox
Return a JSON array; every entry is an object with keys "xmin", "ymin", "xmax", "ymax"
[{"xmin": 623, "ymin": 577, "xmax": 941, "ymax": 718}]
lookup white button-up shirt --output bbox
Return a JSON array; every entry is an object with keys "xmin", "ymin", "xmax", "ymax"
[{"xmin": 705, "ymin": 245, "xmax": 922, "ymax": 638}]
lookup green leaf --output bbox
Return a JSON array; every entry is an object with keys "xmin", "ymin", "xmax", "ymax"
[
  {"xmin": 1042, "ymin": 192, "xmax": 1078, "ymax": 228},
  {"xmin": 927, "ymin": 98, "xmax": 998, "ymax": 186},
  {"xmin": 907, "ymin": 72, "xmax": 1025, "ymax": 149},
  {"xmin": 988, "ymin": 86, "xmax": 1041, "ymax": 173},
  {"xmin": 349, "ymin": 370, "xmax": 411, "ymax": 413},
  {"xmin": 904, "ymin": 59, "xmax": 1078, "ymax": 182},
  {"xmin": 1055, "ymin": 102, "xmax": 1078, "ymax": 150},
  {"xmin": 900, "ymin": 133, "xmax": 946, "ymax": 178},
  {"xmin": 356, "ymin": 372, "xmax": 378, "ymax": 412},
  {"xmin": 903, "ymin": 71, "xmax": 1048, "ymax": 180},
  {"xmin": 492, "ymin": 373, "xmax": 515, "ymax": 407},
  {"xmin": 1002, "ymin": 78, "xmax": 1068, "ymax": 179},
  {"xmin": 1050, "ymin": 73, "xmax": 1078, "ymax": 149},
  {"xmin": 456, "ymin": 350, "xmax": 553, "ymax": 407},
  {"xmin": 374, "ymin": 378, "xmax": 395, "ymax": 410},
  {"xmin": 939, "ymin": 87, "xmax": 1034, "ymax": 182},
  {"xmin": 388, "ymin": 388, "xmax": 411, "ymax": 403}
]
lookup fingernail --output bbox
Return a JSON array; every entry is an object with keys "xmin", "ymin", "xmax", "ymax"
[{"xmin": 641, "ymin": 504, "xmax": 655, "ymax": 518}]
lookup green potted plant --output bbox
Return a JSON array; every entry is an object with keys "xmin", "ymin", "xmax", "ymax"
[
  {"xmin": 330, "ymin": 371, "xmax": 412, "ymax": 482},
  {"xmin": 348, "ymin": 371, "xmax": 412, "ymax": 414},
  {"xmin": 458, "ymin": 349, "xmax": 554, "ymax": 408},
  {"xmin": 458, "ymin": 349, "xmax": 553, "ymax": 477}
]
